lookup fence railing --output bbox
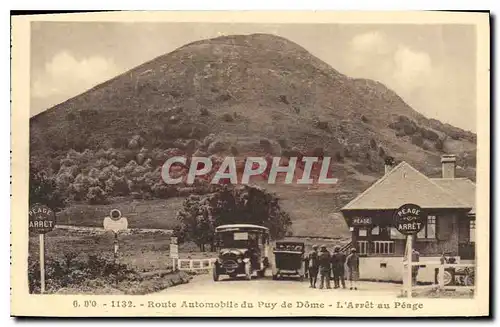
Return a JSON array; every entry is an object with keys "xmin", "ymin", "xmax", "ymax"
[{"xmin": 176, "ymin": 258, "xmax": 217, "ymax": 271}]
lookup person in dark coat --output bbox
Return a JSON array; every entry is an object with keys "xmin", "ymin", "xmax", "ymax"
[
  {"xmin": 318, "ymin": 245, "xmax": 332, "ymax": 289},
  {"xmin": 411, "ymin": 249, "xmax": 420, "ymax": 286},
  {"xmin": 305, "ymin": 244, "xmax": 319, "ymax": 288},
  {"xmin": 331, "ymin": 245, "xmax": 346, "ymax": 289},
  {"xmin": 346, "ymin": 248, "xmax": 360, "ymax": 290}
]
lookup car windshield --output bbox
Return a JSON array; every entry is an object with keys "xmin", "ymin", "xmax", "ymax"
[{"xmin": 217, "ymin": 231, "xmax": 261, "ymax": 249}]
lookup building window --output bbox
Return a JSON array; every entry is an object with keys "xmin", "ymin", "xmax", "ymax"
[
  {"xmin": 372, "ymin": 241, "xmax": 395, "ymax": 254},
  {"xmin": 357, "ymin": 240, "xmax": 369, "ymax": 255},
  {"xmin": 371, "ymin": 226, "xmax": 380, "ymax": 235},
  {"xmin": 417, "ymin": 215, "xmax": 436, "ymax": 239},
  {"xmin": 470, "ymin": 220, "xmax": 476, "ymax": 243},
  {"xmin": 358, "ymin": 229, "xmax": 368, "ymax": 237}
]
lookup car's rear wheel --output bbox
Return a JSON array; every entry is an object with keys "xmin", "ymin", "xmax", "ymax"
[
  {"xmin": 443, "ymin": 271, "xmax": 453, "ymax": 286},
  {"xmin": 229, "ymin": 273, "xmax": 237, "ymax": 279},
  {"xmin": 257, "ymin": 268, "xmax": 266, "ymax": 278}
]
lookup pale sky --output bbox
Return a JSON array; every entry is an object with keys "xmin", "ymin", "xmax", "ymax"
[{"xmin": 30, "ymin": 22, "xmax": 477, "ymax": 132}]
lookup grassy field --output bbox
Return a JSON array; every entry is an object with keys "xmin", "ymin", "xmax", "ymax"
[
  {"xmin": 28, "ymin": 228, "xmax": 212, "ymax": 294},
  {"xmin": 56, "ymin": 197, "xmax": 184, "ymax": 229},
  {"xmin": 55, "ymin": 182, "xmax": 357, "ymax": 238},
  {"xmin": 30, "ymin": 228, "xmax": 214, "ymax": 272}
]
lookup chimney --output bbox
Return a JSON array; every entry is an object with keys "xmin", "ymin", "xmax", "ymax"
[
  {"xmin": 384, "ymin": 156, "xmax": 395, "ymax": 174},
  {"xmin": 441, "ymin": 154, "xmax": 456, "ymax": 179}
]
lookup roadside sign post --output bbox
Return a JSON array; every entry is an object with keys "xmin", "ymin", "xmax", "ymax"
[
  {"xmin": 103, "ymin": 209, "xmax": 128, "ymax": 263},
  {"xmin": 170, "ymin": 237, "xmax": 179, "ymax": 271},
  {"xmin": 393, "ymin": 203, "xmax": 425, "ymax": 298},
  {"xmin": 29, "ymin": 204, "xmax": 56, "ymax": 294},
  {"xmin": 39, "ymin": 234, "xmax": 45, "ymax": 293}
]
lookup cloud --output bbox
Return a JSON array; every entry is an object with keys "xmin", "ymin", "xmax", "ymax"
[
  {"xmin": 343, "ymin": 31, "xmax": 476, "ymax": 131},
  {"xmin": 350, "ymin": 31, "xmax": 392, "ymax": 55},
  {"xmin": 392, "ymin": 46, "xmax": 433, "ymax": 90},
  {"xmin": 32, "ymin": 51, "xmax": 121, "ymax": 99},
  {"xmin": 346, "ymin": 31, "xmax": 436, "ymax": 96}
]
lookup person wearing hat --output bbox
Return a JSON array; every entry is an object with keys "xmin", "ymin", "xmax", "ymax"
[
  {"xmin": 318, "ymin": 245, "xmax": 332, "ymax": 289},
  {"xmin": 305, "ymin": 244, "xmax": 320, "ymax": 288},
  {"xmin": 331, "ymin": 245, "xmax": 346, "ymax": 289},
  {"xmin": 345, "ymin": 247, "xmax": 360, "ymax": 290}
]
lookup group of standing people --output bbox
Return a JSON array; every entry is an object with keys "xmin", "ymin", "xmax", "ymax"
[{"xmin": 304, "ymin": 244, "xmax": 359, "ymax": 290}]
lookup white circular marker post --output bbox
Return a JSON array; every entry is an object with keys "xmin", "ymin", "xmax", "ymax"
[{"xmin": 103, "ymin": 209, "xmax": 128, "ymax": 263}]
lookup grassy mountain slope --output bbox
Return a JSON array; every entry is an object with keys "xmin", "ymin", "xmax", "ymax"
[{"xmin": 29, "ymin": 33, "xmax": 476, "ymax": 236}]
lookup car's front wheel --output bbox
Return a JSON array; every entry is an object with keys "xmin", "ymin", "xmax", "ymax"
[
  {"xmin": 213, "ymin": 266, "xmax": 219, "ymax": 282},
  {"xmin": 244, "ymin": 263, "xmax": 252, "ymax": 280}
]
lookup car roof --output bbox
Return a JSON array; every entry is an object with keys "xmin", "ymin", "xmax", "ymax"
[
  {"xmin": 215, "ymin": 224, "xmax": 269, "ymax": 232},
  {"xmin": 276, "ymin": 241, "xmax": 305, "ymax": 246}
]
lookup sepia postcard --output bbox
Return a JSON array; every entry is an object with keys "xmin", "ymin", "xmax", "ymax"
[{"xmin": 11, "ymin": 11, "xmax": 490, "ymax": 317}]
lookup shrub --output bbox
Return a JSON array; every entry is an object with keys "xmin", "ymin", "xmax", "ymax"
[
  {"xmin": 29, "ymin": 167, "xmax": 66, "ymax": 212},
  {"xmin": 152, "ymin": 182, "xmax": 177, "ymax": 199},
  {"xmin": 395, "ymin": 130, "xmax": 406, "ymax": 137},
  {"xmin": 434, "ymin": 138, "xmax": 445, "ymax": 151},
  {"xmin": 216, "ymin": 93, "xmax": 231, "ymax": 102},
  {"xmin": 277, "ymin": 139, "xmax": 288, "ymax": 148},
  {"xmin": 112, "ymin": 137, "xmax": 130, "ymax": 149},
  {"xmin": 449, "ymin": 131, "xmax": 461, "ymax": 140},
  {"xmin": 208, "ymin": 141, "xmax": 227, "ymax": 154},
  {"xmin": 370, "ymin": 138, "xmax": 377, "ymax": 150},
  {"xmin": 378, "ymin": 146, "xmax": 386, "ymax": 158},
  {"xmin": 199, "ymin": 108, "xmax": 209, "ymax": 116},
  {"xmin": 411, "ymin": 135, "xmax": 424, "ymax": 147},
  {"xmin": 312, "ymin": 147, "xmax": 325, "ymax": 158},
  {"xmin": 86, "ymin": 186, "xmax": 108, "ymax": 205},
  {"xmin": 105, "ymin": 174, "xmax": 130, "ymax": 196},
  {"xmin": 421, "ymin": 128, "xmax": 439, "ymax": 141},
  {"xmin": 222, "ymin": 113, "xmax": 234, "ymax": 122},
  {"xmin": 279, "ymin": 95, "xmax": 289, "ymax": 105},
  {"xmin": 128, "ymin": 135, "xmax": 144, "ymax": 149},
  {"xmin": 403, "ymin": 123, "xmax": 417, "ymax": 136},
  {"xmin": 313, "ymin": 119, "xmax": 329, "ymax": 131},
  {"xmin": 334, "ymin": 151, "xmax": 343, "ymax": 162},
  {"xmin": 55, "ymin": 172, "xmax": 74, "ymax": 195}
]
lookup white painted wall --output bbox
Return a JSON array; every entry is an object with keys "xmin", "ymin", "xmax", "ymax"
[{"xmin": 359, "ymin": 256, "xmax": 463, "ymax": 283}]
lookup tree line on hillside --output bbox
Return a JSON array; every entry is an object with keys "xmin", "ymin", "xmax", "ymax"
[{"xmin": 173, "ymin": 185, "xmax": 293, "ymax": 251}]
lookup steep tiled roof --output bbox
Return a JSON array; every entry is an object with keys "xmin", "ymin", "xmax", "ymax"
[
  {"xmin": 430, "ymin": 178, "xmax": 476, "ymax": 214},
  {"xmin": 341, "ymin": 162, "xmax": 472, "ymax": 211}
]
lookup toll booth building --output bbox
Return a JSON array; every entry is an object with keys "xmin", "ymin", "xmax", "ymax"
[{"xmin": 340, "ymin": 155, "xmax": 476, "ymax": 283}]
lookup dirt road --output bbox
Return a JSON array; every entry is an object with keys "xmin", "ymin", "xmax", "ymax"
[{"xmin": 158, "ymin": 272, "xmax": 401, "ymax": 297}]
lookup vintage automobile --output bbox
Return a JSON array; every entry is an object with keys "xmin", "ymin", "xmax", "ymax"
[
  {"xmin": 212, "ymin": 224, "xmax": 270, "ymax": 281},
  {"xmin": 272, "ymin": 241, "xmax": 305, "ymax": 281}
]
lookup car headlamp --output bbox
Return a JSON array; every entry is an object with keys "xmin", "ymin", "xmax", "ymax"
[{"xmin": 237, "ymin": 258, "xmax": 242, "ymax": 263}]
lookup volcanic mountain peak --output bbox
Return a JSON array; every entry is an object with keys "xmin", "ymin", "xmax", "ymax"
[{"xmin": 30, "ymin": 33, "xmax": 476, "ymax": 187}]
